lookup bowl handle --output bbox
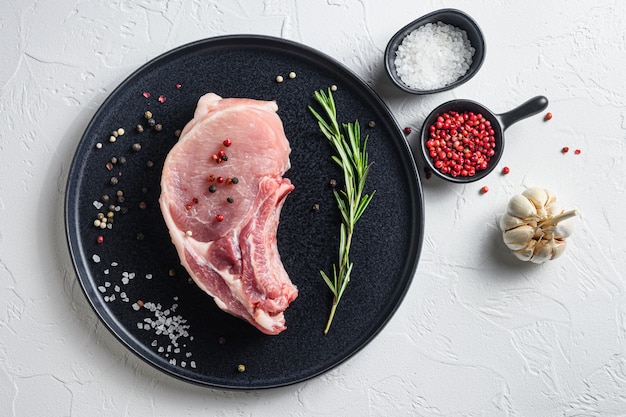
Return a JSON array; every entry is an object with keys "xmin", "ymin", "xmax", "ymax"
[{"xmin": 497, "ymin": 96, "xmax": 549, "ymax": 131}]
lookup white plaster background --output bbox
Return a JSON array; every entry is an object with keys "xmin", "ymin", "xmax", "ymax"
[{"xmin": 1, "ymin": 0, "xmax": 625, "ymax": 416}]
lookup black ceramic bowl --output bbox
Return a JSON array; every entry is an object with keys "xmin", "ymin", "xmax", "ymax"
[
  {"xmin": 384, "ymin": 9, "xmax": 486, "ymax": 94},
  {"xmin": 420, "ymin": 96, "xmax": 549, "ymax": 183}
]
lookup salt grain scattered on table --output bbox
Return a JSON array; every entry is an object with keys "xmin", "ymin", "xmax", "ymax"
[{"xmin": 394, "ymin": 21, "xmax": 475, "ymax": 90}]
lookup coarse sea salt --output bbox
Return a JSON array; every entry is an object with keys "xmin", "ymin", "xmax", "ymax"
[{"xmin": 394, "ymin": 21, "xmax": 475, "ymax": 90}]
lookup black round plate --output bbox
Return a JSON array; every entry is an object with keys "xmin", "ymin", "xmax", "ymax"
[{"xmin": 65, "ymin": 35, "xmax": 424, "ymax": 389}]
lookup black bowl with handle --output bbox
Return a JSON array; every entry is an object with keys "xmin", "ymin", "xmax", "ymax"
[{"xmin": 420, "ymin": 96, "xmax": 549, "ymax": 183}]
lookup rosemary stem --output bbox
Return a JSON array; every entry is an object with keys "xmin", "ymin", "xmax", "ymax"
[
  {"xmin": 324, "ymin": 302, "xmax": 338, "ymax": 335},
  {"xmin": 309, "ymin": 88, "xmax": 374, "ymax": 335}
]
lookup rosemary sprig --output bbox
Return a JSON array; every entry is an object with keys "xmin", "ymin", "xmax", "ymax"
[{"xmin": 308, "ymin": 88, "xmax": 376, "ymax": 334}]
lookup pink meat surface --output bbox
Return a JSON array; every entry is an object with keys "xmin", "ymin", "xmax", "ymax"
[{"xmin": 159, "ymin": 93, "xmax": 297, "ymax": 335}]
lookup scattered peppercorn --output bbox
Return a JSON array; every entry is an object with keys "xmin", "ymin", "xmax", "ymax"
[
  {"xmin": 147, "ymin": 118, "xmax": 156, "ymax": 127},
  {"xmin": 110, "ymin": 177, "xmax": 119, "ymax": 185},
  {"xmin": 368, "ymin": 120, "xmax": 376, "ymax": 128},
  {"xmin": 139, "ymin": 201, "xmax": 147, "ymax": 209},
  {"xmin": 216, "ymin": 214, "xmax": 225, "ymax": 222},
  {"xmin": 288, "ymin": 71, "xmax": 296, "ymax": 79},
  {"xmin": 146, "ymin": 160, "xmax": 154, "ymax": 168},
  {"xmin": 226, "ymin": 197, "xmax": 234, "ymax": 204},
  {"xmin": 96, "ymin": 142, "xmax": 103, "ymax": 149},
  {"xmin": 175, "ymin": 129, "xmax": 181, "ymax": 137},
  {"xmin": 117, "ymin": 128, "xmax": 125, "ymax": 136},
  {"xmin": 329, "ymin": 178, "xmax": 337, "ymax": 188},
  {"xmin": 331, "ymin": 85, "xmax": 338, "ymax": 91},
  {"xmin": 231, "ymin": 177, "xmax": 239, "ymax": 184},
  {"xmin": 109, "ymin": 135, "xmax": 116, "ymax": 143},
  {"xmin": 218, "ymin": 336, "xmax": 226, "ymax": 344},
  {"xmin": 237, "ymin": 364, "xmax": 246, "ymax": 372},
  {"xmin": 223, "ymin": 138, "xmax": 232, "ymax": 147},
  {"xmin": 168, "ymin": 268, "xmax": 176, "ymax": 277},
  {"xmin": 480, "ymin": 185, "xmax": 489, "ymax": 194},
  {"xmin": 97, "ymin": 236, "xmax": 104, "ymax": 244},
  {"xmin": 217, "ymin": 176, "xmax": 225, "ymax": 183},
  {"xmin": 209, "ymin": 185, "xmax": 217, "ymax": 193},
  {"xmin": 574, "ymin": 149, "xmax": 581, "ymax": 154},
  {"xmin": 136, "ymin": 232, "xmax": 145, "ymax": 241},
  {"xmin": 561, "ymin": 146, "xmax": 569, "ymax": 154},
  {"xmin": 221, "ymin": 155, "xmax": 228, "ymax": 161},
  {"xmin": 544, "ymin": 112, "xmax": 553, "ymax": 121},
  {"xmin": 144, "ymin": 110, "xmax": 153, "ymax": 119},
  {"xmin": 403, "ymin": 127, "xmax": 412, "ymax": 134},
  {"xmin": 136, "ymin": 124, "xmax": 144, "ymax": 133},
  {"xmin": 132, "ymin": 143, "xmax": 142, "ymax": 152},
  {"xmin": 276, "ymin": 75, "xmax": 284, "ymax": 83},
  {"xmin": 102, "ymin": 194, "xmax": 110, "ymax": 203},
  {"xmin": 502, "ymin": 166, "xmax": 510, "ymax": 175},
  {"xmin": 155, "ymin": 124, "xmax": 163, "ymax": 132},
  {"xmin": 311, "ymin": 203, "xmax": 320, "ymax": 212},
  {"xmin": 106, "ymin": 162, "xmax": 114, "ymax": 171},
  {"xmin": 158, "ymin": 95, "xmax": 166, "ymax": 103}
]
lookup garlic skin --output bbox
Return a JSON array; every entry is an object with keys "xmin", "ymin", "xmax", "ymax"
[{"xmin": 499, "ymin": 187, "xmax": 579, "ymax": 264}]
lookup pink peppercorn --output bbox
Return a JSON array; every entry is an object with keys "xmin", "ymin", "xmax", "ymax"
[{"xmin": 426, "ymin": 110, "xmax": 496, "ymax": 178}]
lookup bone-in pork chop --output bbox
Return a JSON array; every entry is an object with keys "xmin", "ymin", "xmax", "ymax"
[{"xmin": 159, "ymin": 93, "xmax": 297, "ymax": 335}]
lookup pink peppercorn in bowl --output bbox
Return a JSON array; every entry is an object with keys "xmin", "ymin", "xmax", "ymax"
[
  {"xmin": 420, "ymin": 96, "xmax": 549, "ymax": 183},
  {"xmin": 384, "ymin": 8, "xmax": 486, "ymax": 95}
]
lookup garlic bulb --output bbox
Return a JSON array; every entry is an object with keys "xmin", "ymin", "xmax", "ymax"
[{"xmin": 499, "ymin": 187, "xmax": 579, "ymax": 263}]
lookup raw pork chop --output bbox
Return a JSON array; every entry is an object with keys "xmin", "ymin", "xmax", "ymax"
[{"xmin": 159, "ymin": 93, "xmax": 297, "ymax": 335}]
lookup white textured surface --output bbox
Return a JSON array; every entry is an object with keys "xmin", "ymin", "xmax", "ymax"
[{"xmin": 1, "ymin": 1, "xmax": 625, "ymax": 416}]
